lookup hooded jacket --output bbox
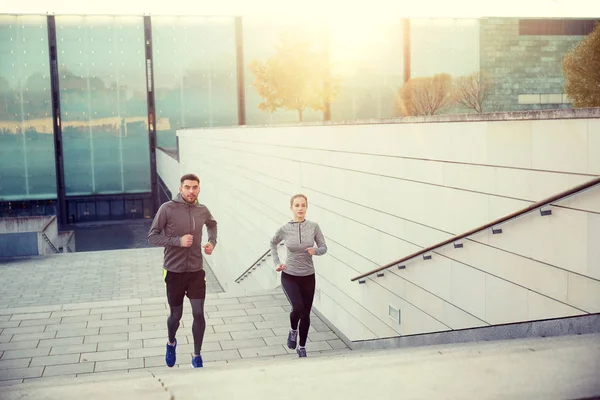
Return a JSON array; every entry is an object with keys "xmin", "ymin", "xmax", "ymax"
[{"xmin": 148, "ymin": 193, "xmax": 217, "ymax": 273}]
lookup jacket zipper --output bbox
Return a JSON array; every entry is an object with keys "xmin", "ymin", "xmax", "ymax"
[
  {"xmin": 298, "ymin": 222, "xmax": 302, "ymax": 243},
  {"xmin": 186, "ymin": 205, "xmax": 192, "ymax": 272}
]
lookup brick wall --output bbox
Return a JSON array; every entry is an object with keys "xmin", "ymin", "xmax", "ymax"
[{"xmin": 479, "ymin": 18, "xmax": 585, "ymax": 112}]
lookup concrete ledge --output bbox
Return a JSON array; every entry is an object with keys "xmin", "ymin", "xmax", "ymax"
[
  {"xmin": 178, "ymin": 107, "xmax": 600, "ymax": 133},
  {"xmin": 350, "ymin": 313, "xmax": 600, "ymax": 351}
]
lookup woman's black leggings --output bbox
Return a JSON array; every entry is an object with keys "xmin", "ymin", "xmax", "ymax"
[{"xmin": 281, "ymin": 272, "xmax": 315, "ymax": 347}]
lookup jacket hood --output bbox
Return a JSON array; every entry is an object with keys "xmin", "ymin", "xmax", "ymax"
[{"xmin": 173, "ymin": 193, "xmax": 199, "ymax": 205}]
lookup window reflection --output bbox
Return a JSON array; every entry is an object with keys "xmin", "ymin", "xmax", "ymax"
[
  {"xmin": 0, "ymin": 16, "xmax": 56, "ymax": 201},
  {"xmin": 152, "ymin": 17, "xmax": 237, "ymax": 148},
  {"xmin": 56, "ymin": 16, "xmax": 150, "ymax": 196}
]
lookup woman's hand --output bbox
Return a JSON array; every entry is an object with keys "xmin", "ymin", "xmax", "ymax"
[
  {"xmin": 275, "ymin": 264, "xmax": 286, "ymax": 272},
  {"xmin": 306, "ymin": 247, "xmax": 316, "ymax": 256}
]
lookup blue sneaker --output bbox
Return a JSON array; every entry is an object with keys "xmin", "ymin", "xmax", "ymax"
[
  {"xmin": 165, "ymin": 339, "xmax": 177, "ymax": 367},
  {"xmin": 191, "ymin": 354, "xmax": 203, "ymax": 368},
  {"xmin": 287, "ymin": 329, "xmax": 297, "ymax": 349},
  {"xmin": 297, "ymin": 347, "xmax": 307, "ymax": 358}
]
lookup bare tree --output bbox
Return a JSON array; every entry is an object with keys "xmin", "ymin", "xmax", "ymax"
[
  {"xmin": 398, "ymin": 74, "xmax": 454, "ymax": 116},
  {"xmin": 453, "ymin": 72, "xmax": 493, "ymax": 113}
]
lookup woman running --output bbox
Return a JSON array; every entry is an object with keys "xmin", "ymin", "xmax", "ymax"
[{"xmin": 270, "ymin": 194, "xmax": 328, "ymax": 357}]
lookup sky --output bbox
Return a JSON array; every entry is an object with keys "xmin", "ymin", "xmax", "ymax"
[{"xmin": 3, "ymin": 0, "xmax": 600, "ymax": 18}]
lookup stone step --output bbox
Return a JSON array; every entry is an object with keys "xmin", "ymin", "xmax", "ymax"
[{"xmin": 3, "ymin": 333, "xmax": 599, "ymax": 400}]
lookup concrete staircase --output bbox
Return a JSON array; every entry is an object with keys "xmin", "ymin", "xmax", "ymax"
[{"xmin": 2, "ymin": 332, "xmax": 599, "ymax": 400}]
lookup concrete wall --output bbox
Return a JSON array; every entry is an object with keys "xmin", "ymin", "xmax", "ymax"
[
  {"xmin": 0, "ymin": 232, "xmax": 38, "ymax": 257},
  {"xmin": 0, "ymin": 215, "xmax": 64, "ymax": 256},
  {"xmin": 156, "ymin": 149, "xmax": 183, "ymax": 200},
  {"xmin": 162, "ymin": 111, "xmax": 600, "ymax": 341}
]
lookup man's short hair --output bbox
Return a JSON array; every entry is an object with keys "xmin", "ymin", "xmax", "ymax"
[{"xmin": 180, "ymin": 174, "xmax": 200, "ymax": 185}]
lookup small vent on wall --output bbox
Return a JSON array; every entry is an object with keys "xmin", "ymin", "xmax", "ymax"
[{"xmin": 388, "ymin": 305, "xmax": 401, "ymax": 324}]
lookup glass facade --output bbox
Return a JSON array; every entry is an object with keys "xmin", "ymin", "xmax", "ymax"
[
  {"xmin": 152, "ymin": 17, "xmax": 238, "ymax": 149},
  {"xmin": 56, "ymin": 16, "xmax": 150, "ymax": 196},
  {"xmin": 410, "ymin": 18, "xmax": 480, "ymax": 78},
  {"xmin": 0, "ymin": 16, "xmax": 56, "ymax": 201},
  {"xmin": 0, "ymin": 14, "xmax": 586, "ymax": 222},
  {"xmin": 328, "ymin": 16, "xmax": 405, "ymax": 120},
  {"xmin": 243, "ymin": 17, "xmax": 328, "ymax": 125}
]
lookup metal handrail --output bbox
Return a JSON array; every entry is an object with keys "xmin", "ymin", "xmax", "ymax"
[
  {"xmin": 351, "ymin": 175, "xmax": 600, "ymax": 282},
  {"xmin": 235, "ymin": 242, "xmax": 284, "ymax": 283}
]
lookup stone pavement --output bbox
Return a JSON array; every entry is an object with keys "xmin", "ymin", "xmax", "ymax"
[{"xmin": 0, "ymin": 248, "xmax": 348, "ymax": 387}]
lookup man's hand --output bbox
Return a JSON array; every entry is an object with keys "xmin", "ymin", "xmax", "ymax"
[
  {"xmin": 306, "ymin": 247, "xmax": 316, "ymax": 256},
  {"xmin": 180, "ymin": 234, "xmax": 193, "ymax": 247},
  {"xmin": 203, "ymin": 242, "xmax": 214, "ymax": 255},
  {"xmin": 275, "ymin": 264, "xmax": 286, "ymax": 272}
]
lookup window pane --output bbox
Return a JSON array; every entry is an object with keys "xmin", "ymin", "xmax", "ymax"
[
  {"xmin": 0, "ymin": 16, "xmax": 56, "ymax": 201},
  {"xmin": 57, "ymin": 16, "xmax": 150, "ymax": 196},
  {"xmin": 329, "ymin": 16, "xmax": 404, "ymax": 120},
  {"xmin": 152, "ymin": 17, "xmax": 238, "ymax": 148},
  {"xmin": 243, "ymin": 17, "xmax": 327, "ymax": 125}
]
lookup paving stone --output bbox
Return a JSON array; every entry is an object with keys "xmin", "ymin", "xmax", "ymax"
[
  {"xmin": 0, "ymin": 335, "xmax": 12, "ymax": 343},
  {"xmin": 87, "ymin": 319, "xmax": 129, "ymax": 328},
  {"xmin": 89, "ymin": 306, "xmax": 129, "ymax": 315},
  {"xmin": 13, "ymin": 318, "xmax": 63, "ymax": 327},
  {"xmin": 97, "ymin": 340, "xmax": 143, "ymax": 352},
  {"xmin": 216, "ymin": 303, "xmax": 254, "ymax": 311},
  {"xmin": 202, "ymin": 332, "xmax": 233, "ymax": 343},
  {"xmin": 264, "ymin": 336, "xmax": 288, "ymax": 346},
  {"xmin": 99, "ymin": 325, "xmax": 141, "ymax": 335},
  {"xmin": 9, "ymin": 313, "xmax": 52, "ymax": 321},
  {"xmin": 327, "ymin": 339, "xmax": 349, "ymax": 350},
  {"xmin": 213, "ymin": 323, "xmax": 256, "ymax": 333},
  {"xmin": 129, "ymin": 316, "xmax": 165, "ymax": 325},
  {"xmin": 0, "ymin": 358, "xmax": 31, "ymax": 370},
  {"xmin": 30, "ymin": 353, "xmax": 81, "ymax": 367},
  {"xmin": 253, "ymin": 299, "xmax": 289, "ymax": 308},
  {"xmin": 44, "ymin": 322, "xmax": 88, "ymax": 332},
  {"xmin": 0, "ymin": 366, "xmax": 44, "ymax": 380},
  {"xmin": 0, "ymin": 321, "xmax": 20, "ymax": 329},
  {"xmin": 220, "ymin": 338, "xmax": 267, "ymax": 350},
  {"xmin": 83, "ymin": 334, "xmax": 127, "ymax": 344},
  {"xmin": 141, "ymin": 309, "xmax": 167, "ymax": 318},
  {"xmin": 129, "ymin": 330, "xmax": 168, "ymax": 341},
  {"xmin": 0, "ymin": 341, "xmax": 42, "ymax": 352},
  {"xmin": 222, "ymin": 315, "xmax": 264, "ymax": 324},
  {"xmin": 50, "ymin": 309, "xmax": 91, "ymax": 318},
  {"xmin": 2, "ymin": 326, "xmax": 46, "ymax": 335},
  {"xmin": 246, "ymin": 306, "xmax": 286, "ymax": 315},
  {"xmin": 9, "ymin": 331, "xmax": 56, "ymax": 342},
  {"xmin": 80, "ymin": 350, "xmax": 127, "ymax": 362},
  {"xmin": 39, "ymin": 337, "xmax": 84, "ymax": 348},
  {"xmin": 254, "ymin": 320, "xmax": 290, "ymax": 329},
  {"xmin": 101, "ymin": 311, "xmax": 140, "ymax": 320},
  {"xmin": 200, "ymin": 349, "xmax": 241, "ymax": 362},
  {"xmin": 141, "ymin": 323, "xmax": 165, "ymax": 332},
  {"xmin": 61, "ymin": 315, "xmax": 102, "ymax": 323},
  {"xmin": 50, "ymin": 344, "xmax": 98, "ymax": 356},
  {"xmin": 207, "ymin": 310, "xmax": 248, "ymax": 318},
  {"xmin": 94, "ymin": 358, "xmax": 144, "ymax": 372},
  {"xmin": 308, "ymin": 331, "xmax": 339, "ymax": 342},
  {"xmin": 128, "ymin": 304, "xmax": 166, "ymax": 312},
  {"xmin": 230, "ymin": 329, "xmax": 275, "ymax": 340},
  {"xmin": 42, "ymin": 362, "xmax": 95, "ymax": 377},
  {"xmin": 55, "ymin": 328, "xmax": 100, "ymax": 338},
  {"xmin": 238, "ymin": 345, "xmax": 288, "ymax": 358}
]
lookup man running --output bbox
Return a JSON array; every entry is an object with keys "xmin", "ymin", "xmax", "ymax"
[{"xmin": 148, "ymin": 173, "xmax": 217, "ymax": 368}]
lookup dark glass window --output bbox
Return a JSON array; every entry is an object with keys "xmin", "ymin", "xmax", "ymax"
[{"xmin": 519, "ymin": 19, "xmax": 598, "ymax": 35}]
